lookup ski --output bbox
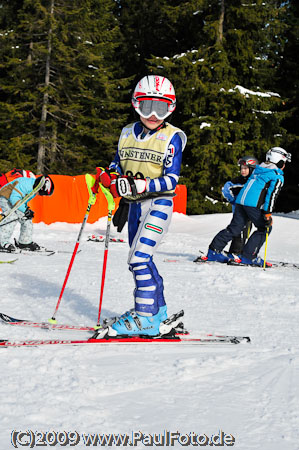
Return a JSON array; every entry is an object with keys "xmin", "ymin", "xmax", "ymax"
[
  {"xmin": 268, "ymin": 260, "xmax": 299, "ymax": 269},
  {"xmin": 0, "ymin": 310, "xmax": 250, "ymax": 347},
  {"xmin": 0, "ymin": 259, "xmax": 18, "ymax": 264},
  {"xmin": 193, "ymin": 250, "xmax": 299, "ymax": 269},
  {"xmin": 0, "ymin": 246, "xmax": 56, "ymax": 256},
  {"xmin": 0, "ymin": 312, "xmax": 95, "ymax": 332},
  {"xmin": 0, "ymin": 335, "xmax": 250, "ymax": 348},
  {"xmin": 19, "ymin": 249, "xmax": 81, "ymax": 256},
  {"xmin": 18, "ymin": 247, "xmax": 56, "ymax": 256},
  {"xmin": 56, "ymin": 249, "xmax": 82, "ymax": 254},
  {"xmin": 0, "ymin": 176, "xmax": 45, "ymax": 225},
  {"xmin": 193, "ymin": 254, "xmax": 299, "ymax": 269},
  {"xmin": 0, "ymin": 311, "xmax": 187, "ymax": 334},
  {"xmin": 88, "ymin": 235, "xmax": 125, "ymax": 243},
  {"xmin": 226, "ymin": 259, "xmax": 299, "ymax": 269}
]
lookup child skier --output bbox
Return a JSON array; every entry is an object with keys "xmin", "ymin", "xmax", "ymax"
[
  {"xmin": 95, "ymin": 75, "xmax": 187, "ymax": 336},
  {"xmin": 202, "ymin": 147, "xmax": 291, "ymax": 266},
  {"xmin": 194, "ymin": 155, "xmax": 258, "ymax": 263},
  {"xmin": 0, "ymin": 175, "xmax": 54, "ymax": 252}
]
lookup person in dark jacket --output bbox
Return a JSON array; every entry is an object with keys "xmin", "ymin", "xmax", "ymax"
[
  {"xmin": 202, "ymin": 147, "xmax": 291, "ymax": 266},
  {"xmin": 223, "ymin": 156, "xmax": 259, "ymax": 255},
  {"xmin": 194, "ymin": 155, "xmax": 258, "ymax": 263}
]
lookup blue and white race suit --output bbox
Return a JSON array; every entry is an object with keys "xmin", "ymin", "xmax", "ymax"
[{"xmin": 110, "ymin": 121, "xmax": 187, "ymax": 317}]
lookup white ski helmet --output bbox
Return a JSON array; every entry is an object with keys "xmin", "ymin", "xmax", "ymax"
[
  {"xmin": 132, "ymin": 75, "xmax": 176, "ymax": 120},
  {"xmin": 266, "ymin": 147, "xmax": 292, "ymax": 168}
]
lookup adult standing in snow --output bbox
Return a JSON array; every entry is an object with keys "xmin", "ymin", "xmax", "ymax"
[
  {"xmin": 95, "ymin": 75, "xmax": 187, "ymax": 336},
  {"xmin": 201, "ymin": 147, "xmax": 291, "ymax": 266},
  {"xmin": 194, "ymin": 155, "xmax": 258, "ymax": 263},
  {"xmin": 0, "ymin": 175, "xmax": 54, "ymax": 252}
]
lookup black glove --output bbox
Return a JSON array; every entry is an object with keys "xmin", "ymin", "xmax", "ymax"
[
  {"xmin": 112, "ymin": 198, "xmax": 129, "ymax": 232},
  {"xmin": 263, "ymin": 213, "xmax": 272, "ymax": 227},
  {"xmin": 24, "ymin": 207, "xmax": 34, "ymax": 220}
]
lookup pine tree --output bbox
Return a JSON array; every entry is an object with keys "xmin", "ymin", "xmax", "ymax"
[
  {"xmin": 1, "ymin": 0, "xmax": 297, "ymax": 214},
  {"xmin": 0, "ymin": 0, "xmax": 129, "ymax": 175},
  {"xmin": 0, "ymin": 0, "xmax": 37, "ymax": 171},
  {"xmin": 148, "ymin": 0, "xmax": 288, "ymax": 214},
  {"xmin": 115, "ymin": 0, "xmax": 176, "ymax": 79},
  {"xmin": 275, "ymin": 0, "xmax": 299, "ymax": 212}
]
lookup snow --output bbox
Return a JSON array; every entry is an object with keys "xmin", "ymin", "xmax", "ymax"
[
  {"xmin": 200, "ymin": 122, "xmax": 211, "ymax": 129},
  {"xmin": 229, "ymin": 85, "xmax": 280, "ymax": 98},
  {"xmin": 1, "ymin": 212, "xmax": 299, "ymax": 449}
]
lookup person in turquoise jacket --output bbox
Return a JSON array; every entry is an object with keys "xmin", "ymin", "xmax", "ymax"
[
  {"xmin": 205, "ymin": 147, "xmax": 291, "ymax": 266},
  {"xmin": 0, "ymin": 175, "xmax": 54, "ymax": 252}
]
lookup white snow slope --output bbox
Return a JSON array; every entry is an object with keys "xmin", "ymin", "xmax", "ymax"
[{"xmin": 0, "ymin": 212, "xmax": 299, "ymax": 450}]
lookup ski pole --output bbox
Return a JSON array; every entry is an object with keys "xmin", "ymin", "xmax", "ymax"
[
  {"xmin": 49, "ymin": 172, "xmax": 101, "ymax": 324},
  {"xmin": 0, "ymin": 217, "xmax": 20, "ymax": 227},
  {"xmin": 263, "ymin": 226, "xmax": 270, "ymax": 270},
  {"xmin": 96, "ymin": 185, "xmax": 115, "ymax": 327},
  {"xmin": 0, "ymin": 211, "xmax": 35, "ymax": 227}
]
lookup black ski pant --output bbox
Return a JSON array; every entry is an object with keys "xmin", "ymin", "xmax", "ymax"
[
  {"xmin": 210, "ymin": 204, "xmax": 272, "ymax": 260},
  {"xmin": 228, "ymin": 220, "xmax": 252, "ymax": 255}
]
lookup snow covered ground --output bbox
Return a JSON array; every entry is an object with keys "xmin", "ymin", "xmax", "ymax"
[{"xmin": 1, "ymin": 211, "xmax": 299, "ymax": 450}]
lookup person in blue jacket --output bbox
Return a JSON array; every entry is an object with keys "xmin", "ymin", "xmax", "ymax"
[
  {"xmin": 223, "ymin": 156, "xmax": 259, "ymax": 255},
  {"xmin": 0, "ymin": 175, "xmax": 54, "ymax": 252},
  {"xmin": 203, "ymin": 147, "xmax": 291, "ymax": 266},
  {"xmin": 194, "ymin": 155, "xmax": 258, "ymax": 263}
]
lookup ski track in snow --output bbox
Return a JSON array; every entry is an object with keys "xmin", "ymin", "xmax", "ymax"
[{"xmin": 0, "ymin": 213, "xmax": 299, "ymax": 449}]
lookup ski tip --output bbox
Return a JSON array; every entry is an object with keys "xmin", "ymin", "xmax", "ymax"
[
  {"xmin": 235, "ymin": 336, "xmax": 251, "ymax": 344},
  {"xmin": 48, "ymin": 318, "xmax": 57, "ymax": 324}
]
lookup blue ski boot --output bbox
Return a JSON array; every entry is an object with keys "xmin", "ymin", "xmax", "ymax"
[
  {"xmin": 110, "ymin": 308, "xmax": 167, "ymax": 336},
  {"xmin": 229, "ymin": 255, "xmax": 272, "ymax": 268},
  {"xmin": 206, "ymin": 248, "xmax": 230, "ymax": 263}
]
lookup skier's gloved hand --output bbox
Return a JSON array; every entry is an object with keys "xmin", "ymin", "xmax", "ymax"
[
  {"xmin": 263, "ymin": 213, "xmax": 273, "ymax": 227},
  {"xmin": 110, "ymin": 176, "xmax": 147, "ymax": 198},
  {"xmin": 24, "ymin": 207, "xmax": 34, "ymax": 220},
  {"xmin": 95, "ymin": 167, "xmax": 119, "ymax": 188}
]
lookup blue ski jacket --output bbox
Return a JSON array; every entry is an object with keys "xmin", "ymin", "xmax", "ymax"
[
  {"xmin": 236, "ymin": 164, "xmax": 284, "ymax": 212},
  {"xmin": 222, "ymin": 174, "xmax": 249, "ymax": 211},
  {"xmin": 0, "ymin": 177, "xmax": 37, "ymax": 213}
]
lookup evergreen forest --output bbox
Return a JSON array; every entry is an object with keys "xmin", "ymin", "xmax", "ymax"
[{"xmin": 0, "ymin": 0, "xmax": 298, "ymax": 214}]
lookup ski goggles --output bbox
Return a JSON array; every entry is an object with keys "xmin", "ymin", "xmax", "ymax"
[
  {"xmin": 134, "ymin": 98, "xmax": 174, "ymax": 120},
  {"xmin": 273, "ymin": 149, "xmax": 292, "ymax": 162}
]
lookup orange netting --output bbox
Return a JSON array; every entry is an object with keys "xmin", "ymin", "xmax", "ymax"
[{"xmin": 28, "ymin": 175, "xmax": 187, "ymax": 224}]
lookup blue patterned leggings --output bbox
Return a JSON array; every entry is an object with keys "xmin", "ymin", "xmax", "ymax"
[{"xmin": 127, "ymin": 197, "xmax": 173, "ymax": 316}]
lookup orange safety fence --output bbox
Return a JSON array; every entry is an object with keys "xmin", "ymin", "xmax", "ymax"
[{"xmin": 23, "ymin": 175, "xmax": 187, "ymax": 224}]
